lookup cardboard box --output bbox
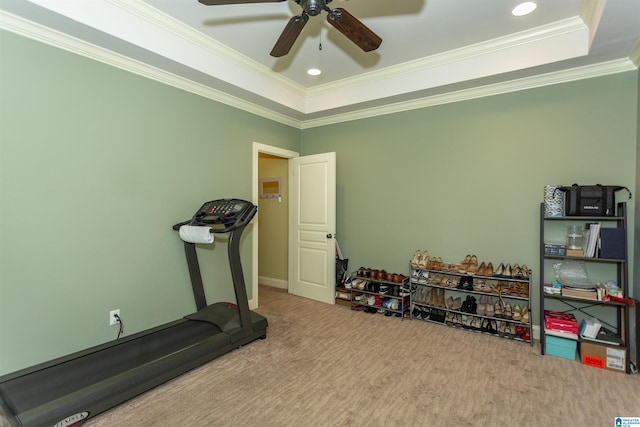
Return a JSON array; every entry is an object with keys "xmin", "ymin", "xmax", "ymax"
[
  {"xmin": 545, "ymin": 335, "xmax": 577, "ymax": 361},
  {"xmin": 566, "ymin": 249, "xmax": 584, "ymax": 257},
  {"xmin": 335, "ymin": 298, "xmax": 352, "ymax": 307},
  {"xmin": 335, "ymin": 287, "xmax": 352, "ymax": 300},
  {"xmin": 579, "ymin": 341, "xmax": 627, "ymax": 373}
]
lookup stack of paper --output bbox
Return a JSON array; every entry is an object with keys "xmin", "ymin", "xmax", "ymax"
[
  {"xmin": 561, "ymin": 286, "xmax": 598, "ymax": 300},
  {"xmin": 584, "ymin": 222, "xmax": 601, "ymax": 258}
]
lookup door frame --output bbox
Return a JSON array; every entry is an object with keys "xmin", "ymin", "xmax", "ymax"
[{"xmin": 251, "ymin": 142, "xmax": 299, "ymax": 309}]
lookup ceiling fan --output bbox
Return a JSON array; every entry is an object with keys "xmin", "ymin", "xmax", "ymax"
[{"xmin": 198, "ymin": 0, "xmax": 382, "ymax": 57}]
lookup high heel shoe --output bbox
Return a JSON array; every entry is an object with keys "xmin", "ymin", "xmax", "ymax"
[
  {"xmin": 504, "ymin": 263, "xmax": 512, "ymax": 278},
  {"xmin": 477, "ymin": 262, "xmax": 487, "ymax": 276},
  {"xmin": 493, "ymin": 263, "xmax": 505, "ymax": 277},
  {"xmin": 486, "ymin": 262, "xmax": 494, "ymax": 277}
]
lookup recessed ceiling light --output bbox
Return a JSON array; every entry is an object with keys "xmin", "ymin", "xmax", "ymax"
[
  {"xmin": 307, "ymin": 68, "xmax": 322, "ymax": 76},
  {"xmin": 512, "ymin": 2, "xmax": 537, "ymax": 16}
]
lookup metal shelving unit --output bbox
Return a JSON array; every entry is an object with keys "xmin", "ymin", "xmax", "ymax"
[
  {"xmin": 409, "ymin": 265, "xmax": 534, "ymax": 345},
  {"xmin": 539, "ymin": 202, "xmax": 631, "ymax": 373}
]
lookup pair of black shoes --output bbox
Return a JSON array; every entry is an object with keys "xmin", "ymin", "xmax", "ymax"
[
  {"xmin": 414, "ymin": 306, "xmax": 446, "ymax": 323},
  {"xmin": 480, "ymin": 319, "xmax": 498, "ymax": 334},
  {"xmin": 460, "ymin": 295, "xmax": 477, "ymax": 314},
  {"xmin": 457, "ymin": 276, "xmax": 474, "ymax": 291}
]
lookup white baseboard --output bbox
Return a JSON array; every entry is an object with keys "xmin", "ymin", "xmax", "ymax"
[{"xmin": 259, "ymin": 276, "xmax": 288, "ymax": 290}]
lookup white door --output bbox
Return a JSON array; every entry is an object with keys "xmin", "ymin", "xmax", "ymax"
[{"xmin": 289, "ymin": 152, "xmax": 336, "ymax": 304}]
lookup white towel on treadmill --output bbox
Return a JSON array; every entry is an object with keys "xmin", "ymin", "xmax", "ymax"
[{"xmin": 179, "ymin": 225, "xmax": 214, "ymax": 244}]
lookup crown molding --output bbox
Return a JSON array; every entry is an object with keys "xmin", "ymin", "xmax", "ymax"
[
  {"xmin": 301, "ymin": 59, "xmax": 637, "ymax": 129},
  {"xmin": 1, "ymin": 9, "xmax": 635, "ymax": 131},
  {"xmin": 581, "ymin": 0, "xmax": 607, "ymax": 47},
  {"xmin": 630, "ymin": 42, "xmax": 640, "ymax": 68}
]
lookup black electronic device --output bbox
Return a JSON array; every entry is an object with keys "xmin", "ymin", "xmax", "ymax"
[
  {"xmin": 0, "ymin": 198, "xmax": 266, "ymax": 427},
  {"xmin": 173, "ymin": 198, "xmax": 257, "ymax": 233}
]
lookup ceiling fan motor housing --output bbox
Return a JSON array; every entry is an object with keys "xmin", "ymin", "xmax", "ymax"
[{"xmin": 299, "ymin": 0, "xmax": 330, "ymax": 16}]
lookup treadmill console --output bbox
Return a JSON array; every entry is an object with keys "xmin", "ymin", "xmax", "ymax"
[{"xmin": 183, "ymin": 198, "xmax": 257, "ymax": 232}]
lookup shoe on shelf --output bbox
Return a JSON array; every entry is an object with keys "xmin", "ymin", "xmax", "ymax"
[
  {"xmin": 437, "ymin": 288, "xmax": 446, "ymax": 308},
  {"xmin": 512, "ymin": 263, "xmax": 522, "ymax": 279},
  {"xmin": 477, "ymin": 295, "xmax": 487, "ymax": 316},
  {"xmin": 445, "ymin": 296, "xmax": 454, "ymax": 310},
  {"xmin": 418, "ymin": 251, "xmax": 429, "ymax": 269},
  {"xmin": 486, "ymin": 262, "xmax": 494, "ymax": 277},
  {"xmin": 504, "ymin": 263, "xmax": 513, "ymax": 278},
  {"xmin": 452, "ymin": 297, "xmax": 462, "ymax": 311},
  {"xmin": 459, "ymin": 254, "xmax": 471, "ymax": 273},
  {"xmin": 411, "ymin": 250, "xmax": 422, "ymax": 267},
  {"xmin": 503, "ymin": 301, "xmax": 513, "ymax": 320},
  {"xmin": 466, "ymin": 262, "xmax": 478, "ymax": 275},
  {"xmin": 521, "ymin": 306, "xmax": 530, "ymax": 323},
  {"xmin": 499, "ymin": 321, "xmax": 506, "ymax": 335},
  {"xmin": 493, "ymin": 263, "xmax": 505, "ymax": 277},
  {"xmin": 463, "ymin": 315, "xmax": 473, "ymax": 329},
  {"xmin": 512, "ymin": 304, "xmax": 522, "ymax": 321},
  {"xmin": 494, "ymin": 299, "xmax": 503, "ymax": 318},
  {"xmin": 485, "ymin": 296, "xmax": 494, "ymax": 317},
  {"xmin": 520, "ymin": 265, "xmax": 530, "ymax": 280},
  {"xmin": 477, "ymin": 261, "xmax": 487, "ymax": 276},
  {"xmin": 469, "ymin": 255, "xmax": 478, "ymax": 267},
  {"xmin": 469, "ymin": 296, "xmax": 478, "ymax": 314}
]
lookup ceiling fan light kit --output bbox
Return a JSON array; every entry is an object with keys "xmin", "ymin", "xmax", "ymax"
[{"xmin": 198, "ymin": 0, "xmax": 382, "ymax": 58}]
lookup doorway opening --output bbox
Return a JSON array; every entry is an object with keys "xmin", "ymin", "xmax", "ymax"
[{"xmin": 251, "ymin": 143, "xmax": 298, "ymax": 309}]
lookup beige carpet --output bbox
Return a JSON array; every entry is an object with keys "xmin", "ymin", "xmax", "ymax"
[{"xmin": 73, "ymin": 285, "xmax": 638, "ymax": 426}]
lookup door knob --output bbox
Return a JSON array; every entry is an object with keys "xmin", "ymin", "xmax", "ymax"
[{"xmin": 326, "ymin": 234, "xmax": 335, "ymax": 239}]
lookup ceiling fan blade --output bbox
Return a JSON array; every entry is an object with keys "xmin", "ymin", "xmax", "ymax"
[
  {"xmin": 326, "ymin": 7, "xmax": 382, "ymax": 52},
  {"xmin": 198, "ymin": 0, "xmax": 286, "ymax": 5},
  {"xmin": 270, "ymin": 14, "xmax": 309, "ymax": 57}
]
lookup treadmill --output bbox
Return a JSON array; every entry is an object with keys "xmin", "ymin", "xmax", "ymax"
[{"xmin": 0, "ymin": 198, "xmax": 267, "ymax": 427}]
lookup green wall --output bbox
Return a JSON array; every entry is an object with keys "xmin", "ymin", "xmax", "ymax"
[
  {"xmin": 1, "ymin": 28, "xmax": 638, "ymax": 376},
  {"xmin": 301, "ymin": 71, "xmax": 638, "ymax": 327},
  {"xmin": 0, "ymin": 30, "xmax": 299, "ymax": 374}
]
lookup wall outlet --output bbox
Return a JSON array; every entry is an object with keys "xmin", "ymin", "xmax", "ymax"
[{"xmin": 109, "ymin": 309, "xmax": 120, "ymax": 326}]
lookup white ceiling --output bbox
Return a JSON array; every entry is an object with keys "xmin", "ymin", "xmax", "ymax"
[{"xmin": 1, "ymin": 0, "xmax": 639, "ymax": 128}]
